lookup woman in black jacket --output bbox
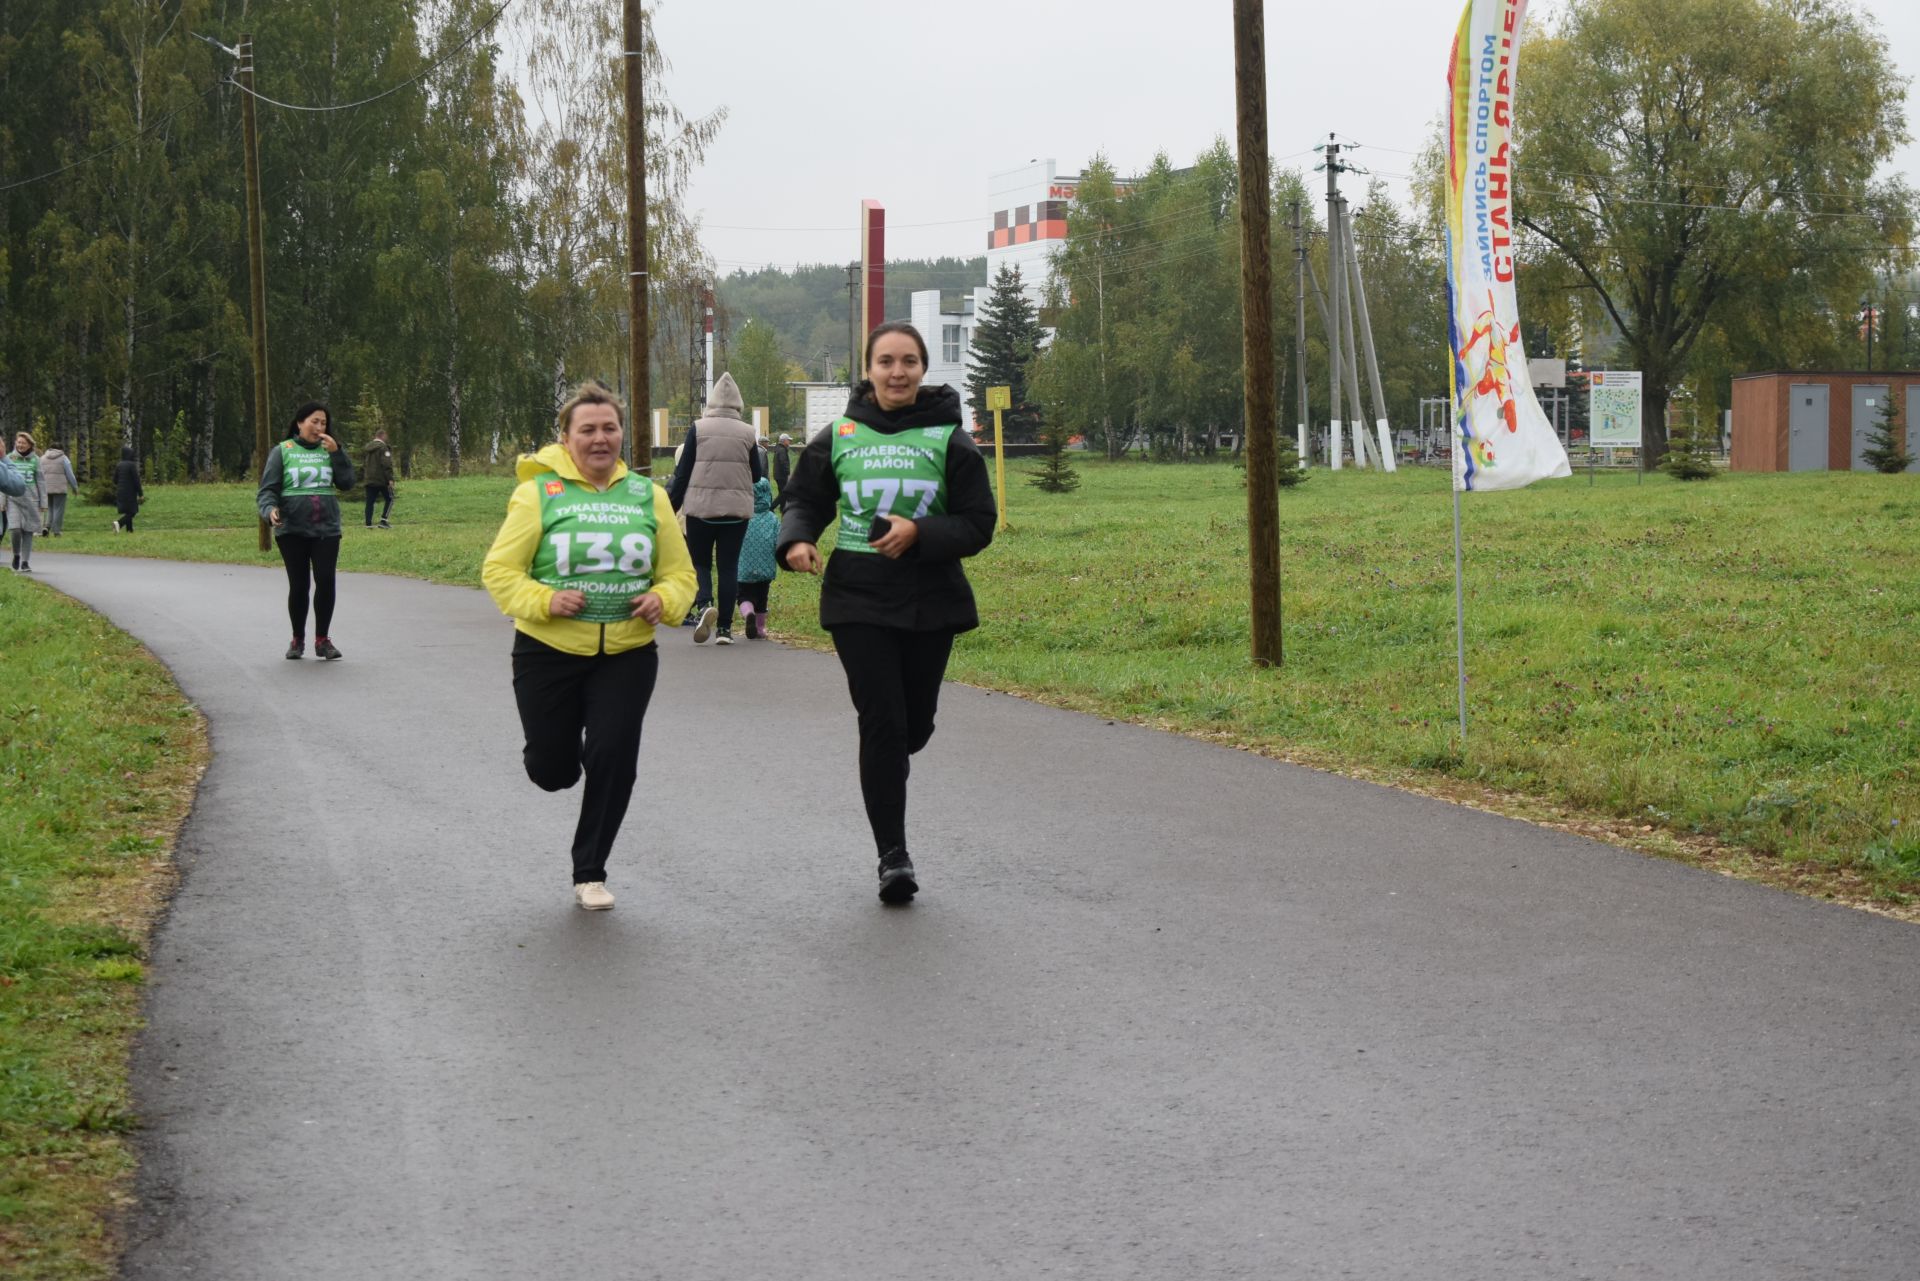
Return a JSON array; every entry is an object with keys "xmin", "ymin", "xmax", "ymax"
[
  {"xmin": 777, "ymin": 321, "xmax": 996, "ymax": 903},
  {"xmin": 112, "ymin": 446, "xmax": 144, "ymax": 532},
  {"xmin": 256, "ymin": 402, "xmax": 355, "ymax": 660}
]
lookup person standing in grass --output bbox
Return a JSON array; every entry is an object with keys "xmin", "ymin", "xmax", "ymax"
[
  {"xmin": 112, "ymin": 446, "xmax": 144, "ymax": 533},
  {"xmin": 257, "ymin": 402, "xmax": 354, "ymax": 660},
  {"xmin": 735, "ymin": 475, "xmax": 779, "ymax": 639},
  {"xmin": 7, "ymin": 432, "xmax": 45, "ymax": 573},
  {"xmin": 362, "ymin": 427, "xmax": 396, "ymax": 529},
  {"xmin": 666, "ymin": 372, "xmax": 763, "ymax": 645},
  {"xmin": 777, "ymin": 321, "xmax": 997, "ymax": 904},
  {"xmin": 483, "ymin": 381, "xmax": 697, "ymax": 911},
  {"xmin": 39, "ymin": 443, "xmax": 77, "ymax": 536}
]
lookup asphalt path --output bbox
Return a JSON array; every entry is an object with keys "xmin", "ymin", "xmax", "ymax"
[{"xmin": 37, "ymin": 551, "xmax": 1920, "ymax": 1280}]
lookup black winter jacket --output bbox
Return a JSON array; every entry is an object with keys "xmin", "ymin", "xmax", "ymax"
[{"xmin": 776, "ymin": 382, "xmax": 995, "ymax": 633}]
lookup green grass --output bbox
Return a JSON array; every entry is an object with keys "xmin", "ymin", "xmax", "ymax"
[
  {"xmin": 0, "ymin": 574, "xmax": 205, "ymax": 1279},
  {"xmin": 48, "ymin": 460, "xmax": 1920, "ymax": 901}
]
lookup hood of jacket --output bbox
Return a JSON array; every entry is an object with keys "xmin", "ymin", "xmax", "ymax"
[
  {"xmin": 515, "ymin": 441, "xmax": 628, "ymax": 486},
  {"xmin": 844, "ymin": 381, "xmax": 964, "ymax": 433},
  {"xmin": 702, "ymin": 372, "xmax": 746, "ymax": 420},
  {"xmin": 42, "ymin": 448, "xmax": 65, "ymax": 461},
  {"xmin": 752, "ymin": 476, "xmax": 773, "ymax": 514}
]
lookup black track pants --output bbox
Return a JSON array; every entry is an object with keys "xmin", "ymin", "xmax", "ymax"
[
  {"xmin": 364, "ymin": 485, "xmax": 393, "ymax": 525},
  {"xmin": 829, "ymin": 624, "xmax": 956, "ymax": 856},
  {"xmin": 684, "ymin": 516, "xmax": 746, "ymax": 626},
  {"xmin": 511, "ymin": 634, "xmax": 659, "ymax": 883},
  {"xmin": 276, "ymin": 533, "xmax": 341, "ymax": 639}
]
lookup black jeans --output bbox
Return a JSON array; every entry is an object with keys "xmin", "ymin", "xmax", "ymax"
[
  {"xmin": 829, "ymin": 624, "xmax": 956, "ymax": 856},
  {"xmin": 511, "ymin": 634, "xmax": 659, "ymax": 883},
  {"xmin": 117, "ymin": 503, "xmax": 138, "ymax": 531},
  {"xmin": 276, "ymin": 533, "xmax": 340, "ymax": 638},
  {"xmin": 363, "ymin": 485, "xmax": 392, "ymax": 525},
  {"xmin": 684, "ymin": 516, "xmax": 747, "ymax": 626}
]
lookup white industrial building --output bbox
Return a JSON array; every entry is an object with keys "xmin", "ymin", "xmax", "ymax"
[{"xmin": 905, "ymin": 159, "xmax": 1086, "ymax": 428}]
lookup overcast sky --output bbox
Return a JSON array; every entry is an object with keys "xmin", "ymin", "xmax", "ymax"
[{"xmin": 636, "ymin": 0, "xmax": 1920, "ymax": 272}]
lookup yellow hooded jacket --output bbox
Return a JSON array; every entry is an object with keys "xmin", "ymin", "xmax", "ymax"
[{"xmin": 482, "ymin": 444, "xmax": 697, "ymax": 655}]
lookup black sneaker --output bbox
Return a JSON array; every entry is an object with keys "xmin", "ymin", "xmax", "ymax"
[
  {"xmin": 877, "ymin": 849, "xmax": 918, "ymax": 904},
  {"xmin": 314, "ymin": 637, "xmax": 343, "ymax": 661},
  {"xmin": 285, "ymin": 637, "xmax": 305, "ymax": 660},
  {"xmin": 714, "ymin": 628, "xmax": 733, "ymax": 646},
  {"xmin": 377, "ymin": 519, "xmax": 391, "ymax": 529}
]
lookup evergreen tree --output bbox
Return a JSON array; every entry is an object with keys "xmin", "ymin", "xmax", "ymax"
[
  {"xmin": 1861, "ymin": 394, "xmax": 1913, "ymax": 474},
  {"xmin": 966, "ymin": 265, "xmax": 1045, "ymax": 442},
  {"xmin": 1275, "ymin": 438, "xmax": 1307, "ymax": 488},
  {"xmin": 1029, "ymin": 420, "xmax": 1079, "ymax": 494},
  {"xmin": 1659, "ymin": 416, "xmax": 1718, "ymax": 481}
]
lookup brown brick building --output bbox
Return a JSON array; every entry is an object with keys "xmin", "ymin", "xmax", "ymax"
[{"xmin": 1730, "ymin": 371, "xmax": 1920, "ymax": 472}]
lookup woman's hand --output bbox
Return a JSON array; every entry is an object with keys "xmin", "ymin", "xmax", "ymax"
[
  {"xmin": 869, "ymin": 518, "xmax": 920, "ymax": 560},
  {"xmin": 268, "ymin": 508, "xmax": 283, "ymax": 526},
  {"xmin": 548, "ymin": 589, "xmax": 587, "ymax": 618},
  {"xmin": 629, "ymin": 591, "xmax": 664, "ymax": 624},
  {"xmin": 317, "ymin": 432, "xmax": 340, "ymax": 452},
  {"xmin": 783, "ymin": 542, "xmax": 822, "ymax": 574}
]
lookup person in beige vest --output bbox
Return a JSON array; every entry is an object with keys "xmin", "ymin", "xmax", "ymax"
[
  {"xmin": 665, "ymin": 372, "xmax": 763, "ymax": 644},
  {"xmin": 39, "ymin": 445, "xmax": 77, "ymax": 536}
]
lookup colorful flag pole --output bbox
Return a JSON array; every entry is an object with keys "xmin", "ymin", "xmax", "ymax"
[{"xmin": 1443, "ymin": 0, "xmax": 1572, "ymax": 740}]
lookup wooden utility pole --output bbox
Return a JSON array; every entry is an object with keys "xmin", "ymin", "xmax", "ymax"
[
  {"xmin": 623, "ymin": 0, "xmax": 651, "ymax": 473},
  {"xmin": 1233, "ymin": 0, "xmax": 1281, "ymax": 667},
  {"xmin": 238, "ymin": 34, "xmax": 272, "ymax": 551}
]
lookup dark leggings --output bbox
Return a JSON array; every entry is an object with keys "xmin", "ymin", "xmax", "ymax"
[
  {"xmin": 829, "ymin": 624, "xmax": 956, "ymax": 856},
  {"xmin": 117, "ymin": 504, "xmax": 138, "ymax": 532},
  {"xmin": 277, "ymin": 533, "xmax": 340, "ymax": 639},
  {"xmin": 684, "ymin": 516, "xmax": 747, "ymax": 625},
  {"xmin": 511, "ymin": 635, "xmax": 659, "ymax": 883},
  {"xmin": 738, "ymin": 580, "xmax": 770, "ymax": 616}
]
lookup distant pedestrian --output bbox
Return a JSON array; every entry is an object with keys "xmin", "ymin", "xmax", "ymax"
[
  {"xmin": 736, "ymin": 476, "xmax": 779, "ymax": 640},
  {"xmin": 7, "ymin": 432, "xmax": 46, "ymax": 572},
  {"xmin": 665, "ymin": 372, "xmax": 763, "ymax": 645},
  {"xmin": 257, "ymin": 402, "xmax": 355, "ymax": 660},
  {"xmin": 112, "ymin": 447, "xmax": 144, "ymax": 533},
  {"xmin": 482, "ymin": 381, "xmax": 697, "ymax": 910},
  {"xmin": 777, "ymin": 321, "xmax": 997, "ymax": 903},
  {"xmin": 771, "ymin": 432, "xmax": 794, "ymax": 503},
  {"xmin": 362, "ymin": 427, "xmax": 395, "ymax": 528},
  {"xmin": 40, "ymin": 444, "xmax": 77, "ymax": 536}
]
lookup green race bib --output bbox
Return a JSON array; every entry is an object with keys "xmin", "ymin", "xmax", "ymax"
[
  {"xmin": 11, "ymin": 453, "xmax": 37, "ymax": 486},
  {"xmin": 529, "ymin": 473, "xmax": 659, "ymax": 624},
  {"xmin": 279, "ymin": 441, "xmax": 334, "ymax": 496},
  {"xmin": 828, "ymin": 418, "xmax": 954, "ymax": 554}
]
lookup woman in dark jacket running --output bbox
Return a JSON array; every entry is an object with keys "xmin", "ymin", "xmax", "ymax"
[
  {"xmin": 777, "ymin": 321, "xmax": 996, "ymax": 903},
  {"xmin": 256, "ymin": 402, "xmax": 355, "ymax": 660}
]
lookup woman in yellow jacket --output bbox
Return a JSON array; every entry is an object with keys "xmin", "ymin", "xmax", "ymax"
[{"xmin": 483, "ymin": 382, "xmax": 697, "ymax": 910}]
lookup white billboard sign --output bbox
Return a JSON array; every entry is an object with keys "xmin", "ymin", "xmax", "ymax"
[{"xmin": 1589, "ymin": 371, "xmax": 1643, "ymax": 447}]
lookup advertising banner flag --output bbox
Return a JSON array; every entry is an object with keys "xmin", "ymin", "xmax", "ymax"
[{"xmin": 1444, "ymin": 0, "xmax": 1570, "ymax": 492}]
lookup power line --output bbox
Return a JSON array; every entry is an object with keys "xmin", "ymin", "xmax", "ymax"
[
  {"xmin": 225, "ymin": 0, "xmax": 513, "ymax": 114},
  {"xmin": 0, "ymin": 82, "xmax": 225, "ymax": 193}
]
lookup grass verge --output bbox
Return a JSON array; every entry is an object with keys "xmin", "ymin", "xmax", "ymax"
[
  {"xmin": 0, "ymin": 572, "xmax": 207, "ymax": 1280},
  {"xmin": 46, "ymin": 459, "xmax": 1918, "ymax": 912}
]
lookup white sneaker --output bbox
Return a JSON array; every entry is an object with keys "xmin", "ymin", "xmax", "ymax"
[
  {"xmin": 692, "ymin": 605, "xmax": 718, "ymax": 644},
  {"xmin": 574, "ymin": 881, "xmax": 615, "ymax": 910}
]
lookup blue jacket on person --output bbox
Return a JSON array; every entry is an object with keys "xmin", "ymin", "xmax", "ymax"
[{"xmin": 0, "ymin": 455, "xmax": 25, "ymax": 498}]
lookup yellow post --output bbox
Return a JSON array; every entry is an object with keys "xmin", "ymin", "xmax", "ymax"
[{"xmin": 987, "ymin": 384, "xmax": 1012, "ymax": 532}]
